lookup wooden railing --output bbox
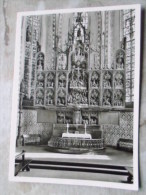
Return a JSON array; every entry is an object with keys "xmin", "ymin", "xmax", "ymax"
[
  {"xmin": 15, "ymin": 150, "xmax": 32, "ymax": 176},
  {"xmin": 15, "ymin": 158, "xmax": 133, "ymax": 183}
]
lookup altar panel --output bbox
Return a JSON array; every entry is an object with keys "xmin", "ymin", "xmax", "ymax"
[{"xmin": 37, "ymin": 110, "xmax": 57, "ymax": 123}]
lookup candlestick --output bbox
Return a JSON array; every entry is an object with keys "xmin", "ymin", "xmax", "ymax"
[{"xmin": 67, "ymin": 123, "xmax": 69, "ymax": 133}]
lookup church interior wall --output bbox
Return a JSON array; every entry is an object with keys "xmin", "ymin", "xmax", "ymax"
[{"xmin": 20, "ymin": 109, "xmax": 133, "ymax": 146}]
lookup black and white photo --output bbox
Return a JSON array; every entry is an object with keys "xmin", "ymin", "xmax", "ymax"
[{"xmin": 9, "ymin": 4, "xmax": 141, "ymax": 190}]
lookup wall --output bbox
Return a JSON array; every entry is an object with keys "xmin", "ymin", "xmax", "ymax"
[
  {"xmin": 0, "ymin": 0, "xmax": 146, "ymax": 195},
  {"xmin": 103, "ymin": 112, "xmax": 133, "ymax": 146},
  {"xmin": 21, "ymin": 109, "xmax": 53, "ymax": 144},
  {"xmin": 21, "ymin": 110, "xmax": 133, "ymax": 146}
]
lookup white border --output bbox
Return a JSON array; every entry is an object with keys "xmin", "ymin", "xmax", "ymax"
[{"xmin": 9, "ymin": 4, "xmax": 141, "ymax": 191}]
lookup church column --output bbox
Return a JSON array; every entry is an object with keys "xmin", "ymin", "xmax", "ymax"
[
  {"xmin": 113, "ymin": 11, "xmax": 121, "ymax": 52},
  {"xmin": 45, "ymin": 15, "xmax": 53, "ymax": 70},
  {"xmin": 120, "ymin": 10, "xmax": 124, "ymax": 42},
  {"xmin": 108, "ymin": 11, "xmax": 114, "ymax": 69},
  {"xmin": 40, "ymin": 15, "xmax": 47, "ymax": 56},
  {"xmin": 101, "ymin": 12, "xmax": 105, "ymax": 69}
]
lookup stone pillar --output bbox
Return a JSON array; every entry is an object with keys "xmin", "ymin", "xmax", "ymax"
[
  {"xmin": 40, "ymin": 15, "xmax": 47, "ymax": 55},
  {"xmin": 120, "ymin": 10, "xmax": 124, "ymax": 42},
  {"xmin": 101, "ymin": 12, "xmax": 105, "ymax": 69},
  {"xmin": 45, "ymin": 15, "xmax": 53, "ymax": 70},
  {"xmin": 113, "ymin": 11, "xmax": 120, "ymax": 52},
  {"xmin": 108, "ymin": 11, "xmax": 114, "ymax": 69}
]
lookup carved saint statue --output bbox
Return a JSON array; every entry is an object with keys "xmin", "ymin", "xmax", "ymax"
[
  {"xmin": 114, "ymin": 90, "xmax": 123, "ymax": 106},
  {"xmin": 103, "ymin": 72, "xmax": 112, "ymax": 88},
  {"xmin": 103, "ymin": 90, "xmax": 112, "ymax": 106},
  {"xmin": 115, "ymin": 73, "xmax": 124, "ymax": 88}
]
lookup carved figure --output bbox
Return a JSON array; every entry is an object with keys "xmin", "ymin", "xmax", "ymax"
[
  {"xmin": 115, "ymin": 73, "xmax": 124, "ymax": 88},
  {"xmin": 58, "ymin": 73, "xmax": 66, "ymax": 88},
  {"xmin": 103, "ymin": 90, "xmax": 112, "ymax": 106},
  {"xmin": 36, "ymin": 90, "xmax": 44, "ymax": 105},
  {"xmin": 90, "ymin": 90, "xmax": 99, "ymax": 105},
  {"xmin": 116, "ymin": 49, "xmax": 125, "ymax": 69},
  {"xmin": 47, "ymin": 73, "xmax": 55, "ymax": 87},
  {"xmin": 57, "ymin": 90, "xmax": 66, "ymax": 105},
  {"xmin": 103, "ymin": 72, "xmax": 112, "ymax": 88},
  {"xmin": 114, "ymin": 90, "xmax": 123, "ymax": 106},
  {"xmin": 37, "ymin": 73, "xmax": 44, "ymax": 87},
  {"xmin": 46, "ymin": 90, "xmax": 54, "ymax": 105},
  {"xmin": 91, "ymin": 72, "xmax": 99, "ymax": 87}
]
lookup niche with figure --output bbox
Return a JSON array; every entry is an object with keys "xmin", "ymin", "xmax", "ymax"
[
  {"xmin": 46, "ymin": 72, "xmax": 55, "ymax": 88},
  {"xmin": 90, "ymin": 89, "xmax": 99, "ymax": 106},
  {"xmin": 114, "ymin": 89, "xmax": 124, "ymax": 106},
  {"xmin": 90, "ymin": 112, "xmax": 98, "ymax": 125},
  {"xmin": 37, "ymin": 52, "xmax": 45, "ymax": 71},
  {"xmin": 58, "ymin": 73, "xmax": 66, "ymax": 88},
  {"xmin": 57, "ymin": 112, "xmax": 65, "ymax": 124},
  {"xmin": 57, "ymin": 89, "xmax": 66, "ymax": 106},
  {"xmin": 58, "ymin": 53, "xmax": 67, "ymax": 70},
  {"xmin": 114, "ymin": 72, "xmax": 124, "ymax": 89},
  {"xmin": 71, "ymin": 41, "xmax": 88, "ymax": 69},
  {"xmin": 65, "ymin": 112, "xmax": 73, "ymax": 124},
  {"xmin": 116, "ymin": 49, "xmax": 125, "ymax": 69},
  {"xmin": 35, "ymin": 89, "xmax": 44, "ymax": 105},
  {"xmin": 36, "ymin": 72, "xmax": 45, "ymax": 88},
  {"xmin": 103, "ymin": 71, "xmax": 112, "ymax": 88},
  {"xmin": 90, "ymin": 72, "xmax": 100, "ymax": 88},
  {"xmin": 82, "ymin": 112, "xmax": 89, "ymax": 124},
  {"xmin": 102, "ymin": 89, "xmax": 112, "ymax": 106},
  {"xmin": 46, "ymin": 89, "xmax": 54, "ymax": 105}
]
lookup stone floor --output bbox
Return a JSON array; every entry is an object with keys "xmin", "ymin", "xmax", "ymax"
[
  {"xmin": 16, "ymin": 145, "xmax": 133, "ymax": 166},
  {"xmin": 15, "ymin": 145, "xmax": 133, "ymax": 183}
]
